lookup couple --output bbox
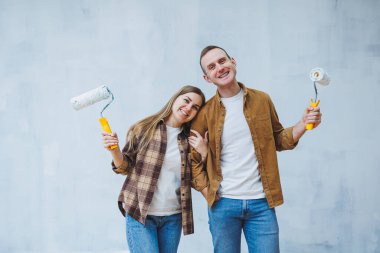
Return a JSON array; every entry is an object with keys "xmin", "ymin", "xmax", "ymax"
[{"xmin": 101, "ymin": 45, "xmax": 322, "ymax": 253}]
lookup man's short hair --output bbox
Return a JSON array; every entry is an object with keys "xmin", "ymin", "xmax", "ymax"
[{"xmin": 200, "ymin": 45, "xmax": 231, "ymax": 73}]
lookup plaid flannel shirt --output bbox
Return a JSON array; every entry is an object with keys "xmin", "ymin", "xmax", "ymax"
[{"xmin": 112, "ymin": 121, "xmax": 194, "ymax": 235}]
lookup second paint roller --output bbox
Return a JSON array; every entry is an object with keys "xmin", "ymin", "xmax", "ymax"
[
  {"xmin": 307, "ymin": 68, "xmax": 330, "ymax": 130},
  {"xmin": 70, "ymin": 85, "xmax": 118, "ymax": 149}
]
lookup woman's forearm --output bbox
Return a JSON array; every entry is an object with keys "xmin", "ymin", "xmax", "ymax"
[{"xmin": 110, "ymin": 148, "xmax": 124, "ymax": 167}]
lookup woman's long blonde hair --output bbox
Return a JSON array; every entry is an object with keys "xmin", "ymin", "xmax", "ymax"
[{"xmin": 126, "ymin": 85, "xmax": 205, "ymax": 154}]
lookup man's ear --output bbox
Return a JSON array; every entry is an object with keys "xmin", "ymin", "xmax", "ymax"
[
  {"xmin": 231, "ymin": 57, "xmax": 236, "ymax": 66},
  {"xmin": 203, "ymin": 74, "xmax": 212, "ymax": 83}
]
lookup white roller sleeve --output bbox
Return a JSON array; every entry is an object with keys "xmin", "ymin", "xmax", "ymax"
[
  {"xmin": 70, "ymin": 85, "xmax": 111, "ymax": 110},
  {"xmin": 310, "ymin": 68, "xmax": 330, "ymax": 86}
]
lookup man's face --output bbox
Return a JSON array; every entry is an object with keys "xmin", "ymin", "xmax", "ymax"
[{"xmin": 200, "ymin": 48, "xmax": 237, "ymax": 88}]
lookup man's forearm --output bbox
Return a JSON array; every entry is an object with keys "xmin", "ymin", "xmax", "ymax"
[{"xmin": 292, "ymin": 120, "xmax": 307, "ymax": 143}]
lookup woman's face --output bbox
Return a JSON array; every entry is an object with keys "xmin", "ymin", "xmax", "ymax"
[{"xmin": 170, "ymin": 92, "xmax": 203, "ymax": 125}]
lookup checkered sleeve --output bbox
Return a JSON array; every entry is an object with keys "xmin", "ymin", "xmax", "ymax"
[{"xmin": 112, "ymin": 130, "xmax": 138, "ymax": 175}]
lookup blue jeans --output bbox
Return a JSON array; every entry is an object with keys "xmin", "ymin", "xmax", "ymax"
[
  {"xmin": 208, "ymin": 198, "xmax": 279, "ymax": 253},
  {"xmin": 126, "ymin": 213, "xmax": 182, "ymax": 253}
]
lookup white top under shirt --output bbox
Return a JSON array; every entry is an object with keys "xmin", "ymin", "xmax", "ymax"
[
  {"xmin": 148, "ymin": 125, "xmax": 182, "ymax": 216},
  {"xmin": 219, "ymin": 89, "xmax": 265, "ymax": 199}
]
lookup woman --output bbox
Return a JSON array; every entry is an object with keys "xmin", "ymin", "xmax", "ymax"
[{"xmin": 102, "ymin": 85, "xmax": 208, "ymax": 253}]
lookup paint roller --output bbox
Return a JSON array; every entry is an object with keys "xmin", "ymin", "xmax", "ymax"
[
  {"xmin": 70, "ymin": 85, "xmax": 118, "ymax": 149},
  {"xmin": 306, "ymin": 68, "xmax": 330, "ymax": 130}
]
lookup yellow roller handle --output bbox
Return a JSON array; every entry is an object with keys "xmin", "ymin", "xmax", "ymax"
[
  {"xmin": 306, "ymin": 99, "xmax": 320, "ymax": 130},
  {"xmin": 99, "ymin": 117, "xmax": 118, "ymax": 149}
]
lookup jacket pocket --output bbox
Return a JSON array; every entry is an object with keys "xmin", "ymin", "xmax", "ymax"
[{"xmin": 255, "ymin": 115, "xmax": 273, "ymax": 137}]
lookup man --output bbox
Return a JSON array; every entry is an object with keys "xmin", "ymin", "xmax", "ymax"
[{"xmin": 190, "ymin": 45, "xmax": 322, "ymax": 253}]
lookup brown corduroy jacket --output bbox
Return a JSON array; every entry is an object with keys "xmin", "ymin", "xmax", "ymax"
[
  {"xmin": 112, "ymin": 122, "xmax": 194, "ymax": 235},
  {"xmin": 190, "ymin": 83, "xmax": 298, "ymax": 208}
]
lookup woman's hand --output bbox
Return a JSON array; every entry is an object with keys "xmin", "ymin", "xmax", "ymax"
[
  {"xmin": 188, "ymin": 130, "xmax": 208, "ymax": 162},
  {"xmin": 101, "ymin": 132, "xmax": 120, "ymax": 151}
]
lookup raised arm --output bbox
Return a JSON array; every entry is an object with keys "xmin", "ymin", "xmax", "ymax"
[
  {"xmin": 102, "ymin": 131, "xmax": 137, "ymax": 175},
  {"xmin": 292, "ymin": 106, "xmax": 322, "ymax": 142},
  {"xmin": 267, "ymin": 95, "xmax": 322, "ymax": 150}
]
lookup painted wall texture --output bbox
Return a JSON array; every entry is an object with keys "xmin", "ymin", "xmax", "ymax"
[{"xmin": 1, "ymin": 0, "xmax": 379, "ymax": 252}]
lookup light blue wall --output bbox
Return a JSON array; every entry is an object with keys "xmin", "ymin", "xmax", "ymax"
[{"xmin": 1, "ymin": 0, "xmax": 379, "ymax": 252}]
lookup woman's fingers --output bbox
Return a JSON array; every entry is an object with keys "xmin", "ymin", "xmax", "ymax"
[
  {"xmin": 190, "ymin": 130, "xmax": 208, "ymax": 142},
  {"xmin": 101, "ymin": 132, "xmax": 119, "ymax": 150},
  {"xmin": 204, "ymin": 131, "xmax": 209, "ymax": 142},
  {"xmin": 188, "ymin": 137, "xmax": 200, "ymax": 145},
  {"xmin": 188, "ymin": 139, "xmax": 196, "ymax": 146},
  {"xmin": 190, "ymin": 129, "xmax": 202, "ymax": 138}
]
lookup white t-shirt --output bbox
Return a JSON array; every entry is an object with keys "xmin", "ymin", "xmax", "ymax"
[
  {"xmin": 219, "ymin": 89, "xmax": 265, "ymax": 199},
  {"xmin": 148, "ymin": 125, "xmax": 182, "ymax": 216}
]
